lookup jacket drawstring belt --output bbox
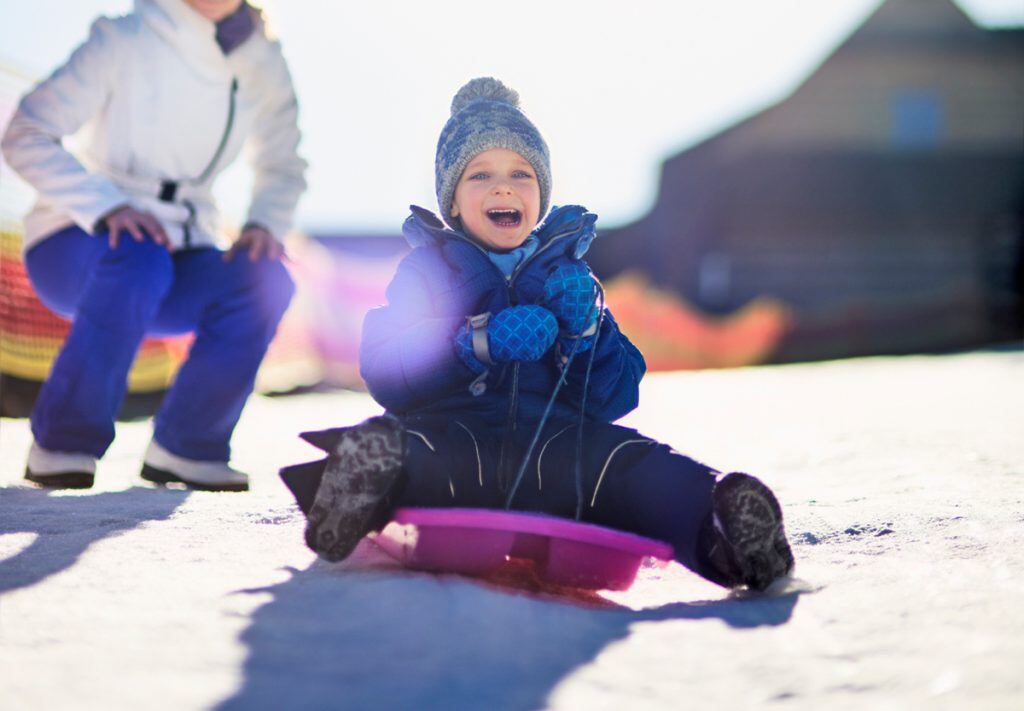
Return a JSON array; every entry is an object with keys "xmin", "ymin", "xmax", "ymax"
[
  {"xmin": 180, "ymin": 199, "xmax": 197, "ymax": 248},
  {"xmin": 155, "ymin": 178, "xmax": 197, "ymax": 248}
]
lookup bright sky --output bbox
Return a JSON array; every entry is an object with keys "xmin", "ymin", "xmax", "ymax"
[{"xmin": 0, "ymin": 0, "xmax": 1021, "ymax": 233}]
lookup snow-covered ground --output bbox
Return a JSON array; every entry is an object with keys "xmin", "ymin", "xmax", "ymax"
[{"xmin": 1, "ymin": 350, "xmax": 1022, "ymax": 710}]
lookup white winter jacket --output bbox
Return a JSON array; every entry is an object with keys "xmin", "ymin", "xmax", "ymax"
[{"xmin": 1, "ymin": 0, "xmax": 307, "ymax": 251}]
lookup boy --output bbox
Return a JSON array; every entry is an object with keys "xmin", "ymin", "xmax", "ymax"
[{"xmin": 281, "ymin": 78, "xmax": 794, "ymax": 591}]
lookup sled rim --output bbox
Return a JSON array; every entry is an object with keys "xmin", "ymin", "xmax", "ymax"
[{"xmin": 390, "ymin": 507, "xmax": 673, "ymax": 560}]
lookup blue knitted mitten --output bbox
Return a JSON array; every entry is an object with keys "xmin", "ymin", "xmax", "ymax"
[
  {"xmin": 455, "ymin": 305, "xmax": 559, "ymax": 373},
  {"xmin": 543, "ymin": 263, "xmax": 599, "ymax": 355}
]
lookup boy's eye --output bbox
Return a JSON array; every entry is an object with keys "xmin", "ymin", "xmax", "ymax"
[
  {"xmin": 468, "ymin": 172, "xmax": 488, "ymax": 181},
  {"xmin": 513, "ymin": 170, "xmax": 534, "ymax": 179}
]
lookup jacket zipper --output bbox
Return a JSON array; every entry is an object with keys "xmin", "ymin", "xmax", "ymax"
[
  {"xmin": 194, "ymin": 77, "xmax": 239, "ymax": 185},
  {"xmin": 508, "ymin": 227, "xmax": 574, "ymax": 289}
]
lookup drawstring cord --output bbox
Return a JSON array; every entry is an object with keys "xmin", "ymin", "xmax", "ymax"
[
  {"xmin": 496, "ymin": 363, "xmax": 520, "ymax": 491},
  {"xmin": 504, "ymin": 280, "xmax": 606, "ymax": 518},
  {"xmin": 574, "ymin": 282, "xmax": 605, "ymax": 520}
]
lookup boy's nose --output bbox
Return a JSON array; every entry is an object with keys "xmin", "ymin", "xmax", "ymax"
[{"xmin": 492, "ymin": 182, "xmax": 513, "ymax": 194}]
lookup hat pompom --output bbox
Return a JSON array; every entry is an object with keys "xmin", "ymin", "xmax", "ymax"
[{"xmin": 450, "ymin": 77, "xmax": 520, "ymax": 116}]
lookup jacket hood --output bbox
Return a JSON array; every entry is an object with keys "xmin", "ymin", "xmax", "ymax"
[
  {"xmin": 402, "ymin": 204, "xmax": 598, "ymax": 259},
  {"xmin": 136, "ymin": 0, "xmax": 261, "ymax": 80}
]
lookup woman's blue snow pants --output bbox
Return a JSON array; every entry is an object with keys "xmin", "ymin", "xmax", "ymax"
[{"xmin": 25, "ymin": 225, "xmax": 294, "ymax": 461}]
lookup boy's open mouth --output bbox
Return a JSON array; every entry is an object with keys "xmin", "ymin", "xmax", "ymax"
[{"xmin": 486, "ymin": 209, "xmax": 522, "ymax": 228}]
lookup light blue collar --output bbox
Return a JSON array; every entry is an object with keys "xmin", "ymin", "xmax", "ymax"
[{"xmin": 485, "ymin": 235, "xmax": 540, "ymax": 277}]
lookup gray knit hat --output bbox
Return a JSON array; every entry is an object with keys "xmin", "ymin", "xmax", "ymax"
[{"xmin": 435, "ymin": 77, "xmax": 552, "ymax": 228}]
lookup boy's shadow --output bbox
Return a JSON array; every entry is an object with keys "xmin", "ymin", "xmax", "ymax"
[
  {"xmin": 0, "ymin": 486, "xmax": 189, "ymax": 595},
  {"xmin": 216, "ymin": 550, "xmax": 801, "ymax": 711}
]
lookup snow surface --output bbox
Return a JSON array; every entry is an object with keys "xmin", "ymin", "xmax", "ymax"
[{"xmin": 1, "ymin": 350, "xmax": 1022, "ymax": 710}]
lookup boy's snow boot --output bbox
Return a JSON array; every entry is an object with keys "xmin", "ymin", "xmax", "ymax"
[
  {"xmin": 141, "ymin": 440, "xmax": 249, "ymax": 492},
  {"xmin": 706, "ymin": 472, "xmax": 794, "ymax": 592},
  {"xmin": 284, "ymin": 415, "xmax": 406, "ymax": 562},
  {"xmin": 25, "ymin": 441, "xmax": 96, "ymax": 489},
  {"xmin": 278, "ymin": 458, "xmax": 326, "ymax": 515}
]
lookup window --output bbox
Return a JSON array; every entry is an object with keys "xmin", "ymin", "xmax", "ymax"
[{"xmin": 890, "ymin": 90, "xmax": 944, "ymax": 148}]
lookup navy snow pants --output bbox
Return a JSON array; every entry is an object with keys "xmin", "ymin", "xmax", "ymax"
[
  {"xmin": 25, "ymin": 225, "xmax": 294, "ymax": 461},
  {"xmin": 392, "ymin": 413, "xmax": 722, "ymax": 581}
]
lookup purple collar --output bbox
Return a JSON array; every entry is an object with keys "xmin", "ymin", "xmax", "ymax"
[{"xmin": 215, "ymin": 2, "xmax": 257, "ymax": 55}]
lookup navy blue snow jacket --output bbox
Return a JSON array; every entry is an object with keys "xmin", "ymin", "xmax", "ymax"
[{"xmin": 359, "ymin": 205, "xmax": 646, "ymax": 428}]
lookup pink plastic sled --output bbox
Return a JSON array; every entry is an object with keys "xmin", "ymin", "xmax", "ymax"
[{"xmin": 373, "ymin": 507, "xmax": 674, "ymax": 591}]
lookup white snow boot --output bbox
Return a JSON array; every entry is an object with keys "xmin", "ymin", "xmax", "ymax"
[
  {"xmin": 25, "ymin": 441, "xmax": 97, "ymax": 489},
  {"xmin": 141, "ymin": 440, "xmax": 249, "ymax": 492}
]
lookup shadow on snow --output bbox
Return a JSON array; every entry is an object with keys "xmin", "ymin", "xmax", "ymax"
[
  {"xmin": 216, "ymin": 550, "xmax": 801, "ymax": 711},
  {"xmin": 0, "ymin": 486, "xmax": 189, "ymax": 595}
]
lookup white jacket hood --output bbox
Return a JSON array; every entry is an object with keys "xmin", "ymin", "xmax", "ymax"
[{"xmin": 137, "ymin": 0, "xmax": 232, "ymax": 80}]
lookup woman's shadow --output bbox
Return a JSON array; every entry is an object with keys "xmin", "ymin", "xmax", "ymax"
[
  {"xmin": 0, "ymin": 486, "xmax": 189, "ymax": 595},
  {"xmin": 216, "ymin": 547, "xmax": 801, "ymax": 711}
]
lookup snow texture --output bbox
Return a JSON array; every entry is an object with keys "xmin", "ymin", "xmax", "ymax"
[{"xmin": 1, "ymin": 350, "xmax": 1022, "ymax": 710}]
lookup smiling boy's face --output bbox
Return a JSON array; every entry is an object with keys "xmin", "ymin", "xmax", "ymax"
[{"xmin": 450, "ymin": 148, "xmax": 541, "ymax": 252}]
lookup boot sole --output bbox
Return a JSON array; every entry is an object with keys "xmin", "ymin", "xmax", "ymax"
[
  {"xmin": 712, "ymin": 473, "xmax": 795, "ymax": 591},
  {"xmin": 305, "ymin": 419, "xmax": 404, "ymax": 562},
  {"xmin": 141, "ymin": 463, "xmax": 249, "ymax": 492},
  {"xmin": 25, "ymin": 468, "xmax": 94, "ymax": 489}
]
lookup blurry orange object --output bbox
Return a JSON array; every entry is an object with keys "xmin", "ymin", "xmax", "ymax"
[
  {"xmin": 603, "ymin": 271, "xmax": 793, "ymax": 370},
  {"xmin": 0, "ymin": 228, "xmax": 191, "ymax": 392}
]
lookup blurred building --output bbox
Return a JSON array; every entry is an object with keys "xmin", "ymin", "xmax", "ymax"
[{"xmin": 588, "ymin": 0, "xmax": 1024, "ymax": 361}]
